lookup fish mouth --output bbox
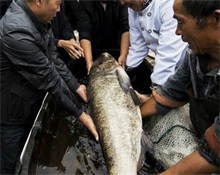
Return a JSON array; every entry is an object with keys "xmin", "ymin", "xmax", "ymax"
[
  {"xmin": 100, "ymin": 52, "xmax": 112, "ymax": 57},
  {"xmin": 97, "ymin": 52, "xmax": 115, "ymax": 63}
]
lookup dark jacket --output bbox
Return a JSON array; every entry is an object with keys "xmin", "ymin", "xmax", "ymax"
[
  {"xmin": 77, "ymin": 0, "xmax": 129, "ymax": 51},
  {"xmin": 64, "ymin": 0, "xmax": 79, "ymax": 30},
  {"xmin": 51, "ymin": 2, "xmax": 75, "ymax": 47},
  {"xmin": 51, "ymin": 2, "xmax": 76, "ymax": 63},
  {"xmin": 0, "ymin": 0, "xmax": 83, "ymax": 125}
]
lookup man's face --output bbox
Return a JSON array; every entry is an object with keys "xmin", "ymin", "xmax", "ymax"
[
  {"xmin": 38, "ymin": 0, "xmax": 62, "ymax": 24},
  {"xmin": 120, "ymin": 0, "xmax": 143, "ymax": 11},
  {"xmin": 173, "ymin": 0, "xmax": 214, "ymax": 55}
]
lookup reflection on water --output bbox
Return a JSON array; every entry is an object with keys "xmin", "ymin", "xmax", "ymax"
[{"xmin": 33, "ymin": 104, "xmax": 108, "ymax": 175}]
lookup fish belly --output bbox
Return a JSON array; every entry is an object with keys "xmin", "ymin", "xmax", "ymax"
[{"xmin": 88, "ymin": 76, "xmax": 143, "ymax": 175}]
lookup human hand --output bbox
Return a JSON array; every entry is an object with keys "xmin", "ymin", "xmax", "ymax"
[
  {"xmin": 118, "ymin": 55, "xmax": 126, "ymax": 69},
  {"xmin": 69, "ymin": 39, "xmax": 84, "ymax": 58},
  {"xmin": 78, "ymin": 112, "xmax": 99, "ymax": 141},
  {"xmin": 135, "ymin": 90, "xmax": 151, "ymax": 104},
  {"xmin": 76, "ymin": 84, "xmax": 88, "ymax": 102},
  {"xmin": 58, "ymin": 39, "xmax": 84, "ymax": 59},
  {"xmin": 86, "ymin": 60, "xmax": 93, "ymax": 75}
]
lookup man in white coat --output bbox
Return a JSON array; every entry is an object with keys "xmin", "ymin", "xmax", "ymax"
[
  {"xmin": 119, "ymin": 0, "xmax": 199, "ymax": 171},
  {"xmin": 119, "ymin": 0, "xmax": 188, "ymax": 94}
]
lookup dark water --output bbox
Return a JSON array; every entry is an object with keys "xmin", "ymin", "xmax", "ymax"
[
  {"xmin": 34, "ymin": 105, "xmax": 108, "ymax": 175},
  {"xmin": 28, "ymin": 103, "xmax": 163, "ymax": 175},
  {"xmin": 24, "ymin": 59, "xmax": 164, "ymax": 175},
  {"xmin": 24, "ymin": 59, "xmax": 108, "ymax": 174}
]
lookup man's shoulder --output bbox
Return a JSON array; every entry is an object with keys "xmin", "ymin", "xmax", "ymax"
[
  {"xmin": 2, "ymin": 7, "xmax": 33, "ymax": 34},
  {"xmin": 2, "ymin": 3, "xmax": 29, "ymax": 27},
  {"xmin": 152, "ymin": 0, "xmax": 175, "ymax": 11}
]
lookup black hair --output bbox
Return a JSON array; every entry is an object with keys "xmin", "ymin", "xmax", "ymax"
[{"xmin": 182, "ymin": 0, "xmax": 220, "ymax": 28}]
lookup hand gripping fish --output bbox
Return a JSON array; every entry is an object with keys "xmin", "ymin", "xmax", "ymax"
[{"xmin": 87, "ymin": 52, "xmax": 154, "ymax": 175}]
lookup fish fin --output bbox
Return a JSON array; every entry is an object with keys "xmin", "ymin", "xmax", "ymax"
[
  {"xmin": 116, "ymin": 66, "xmax": 131, "ymax": 93},
  {"xmin": 116, "ymin": 67, "xmax": 142, "ymax": 105},
  {"xmin": 137, "ymin": 132, "xmax": 154, "ymax": 171},
  {"xmin": 128, "ymin": 88, "xmax": 142, "ymax": 106}
]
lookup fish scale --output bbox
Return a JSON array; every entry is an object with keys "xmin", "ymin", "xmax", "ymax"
[{"xmin": 87, "ymin": 52, "xmax": 152, "ymax": 175}]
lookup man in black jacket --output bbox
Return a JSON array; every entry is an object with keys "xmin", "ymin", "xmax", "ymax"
[
  {"xmin": 1, "ymin": 1, "xmax": 84, "ymax": 63},
  {"xmin": 0, "ymin": 0, "xmax": 98, "ymax": 173},
  {"xmin": 75, "ymin": 0, "xmax": 130, "ymax": 74}
]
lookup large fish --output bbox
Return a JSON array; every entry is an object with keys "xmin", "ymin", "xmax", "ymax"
[{"xmin": 87, "ymin": 52, "xmax": 154, "ymax": 175}]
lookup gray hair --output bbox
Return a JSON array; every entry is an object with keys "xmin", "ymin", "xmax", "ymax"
[{"xmin": 182, "ymin": 0, "xmax": 220, "ymax": 28}]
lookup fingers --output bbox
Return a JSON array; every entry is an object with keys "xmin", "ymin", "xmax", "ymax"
[
  {"xmin": 73, "ymin": 42, "xmax": 84, "ymax": 52},
  {"xmin": 78, "ymin": 113, "xmax": 99, "ymax": 141},
  {"xmin": 118, "ymin": 57, "xmax": 126, "ymax": 69},
  {"xmin": 67, "ymin": 45, "xmax": 83, "ymax": 59},
  {"xmin": 118, "ymin": 62, "xmax": 125, "ymax": 69},
  {"xmin": 68, "ymin": 49, "xmax": 83, "ymax": 60},
  {"xmin": 135, "ymin": 90, "xmax": 151, "ymax": 104},
  {"xmin": 64, "ymin": 39, "xmax": 84, "ymax": 59},
  {"xmin": 87, "ymin": 68, "xmax": 90, "ymax": 75},
  {"xmin": 81, "ymin": 51, "xmax": 85, "ymax": 58},
  {"xmin": 86, "ymin": 62, "xmax": 93, "ymax": 75}
]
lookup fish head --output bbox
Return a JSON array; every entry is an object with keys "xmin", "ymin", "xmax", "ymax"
[
  {"xmin": 97, "ymin": 52, "xmax": 115, "ymax": 63},
  {"xmin": 90, "ymin": 52, "xmax": 118, "ymax": 75}
]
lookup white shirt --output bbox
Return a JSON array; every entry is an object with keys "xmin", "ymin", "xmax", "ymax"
[{"xmin": 127, "ymin": 0, "xmax": 188, "ymax": 85}]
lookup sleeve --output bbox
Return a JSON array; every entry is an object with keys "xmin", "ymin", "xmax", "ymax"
[
  {"xmin": 126, "ymin": 8, "xmax": 149, "ymax": 67},
  {"xmin": 58, "ymin": 2, "xmax": 75, "ymax": 40},
  {"xmin": 2, "ymin": 28, "xmax": 83, "ymax": 118},
  {"xmin": 53, "ymin": 37, "xmax": 59, "ymax": 47},
  {"xmin": 51, "ymin": 2, "xmax": 75, "ymax": 46},
  {"xmin": 118, "ymin": 4, "xmax": 129, "ymax": 35},
  {"xmin": 198, "ymin": 115, "xmax": 220, "ymax": 166},
  {"xmin": 153, "ymin": 50, "xmax": 191, "ymax": 112},
  {"xmin": 77, "ymin": 1, "xmax": 93, "ymax": 41},
  {"xmin": 151, "ymin": 1, "xmax": 188, "ymax": 85},
  {"xmin": 49, "ymin": 36, "xmax": 81, "ymax": 92}
]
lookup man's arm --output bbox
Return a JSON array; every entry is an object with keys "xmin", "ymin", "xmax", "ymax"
[
  {"xmin": 141, "ymin": 52, "xmax": 192, "ymax": 117},
  {"xmin": 76, "ymin": 1, "xmax": 94, "ymax": 74},
  {"xmin": 118, "ymin": 31, "xmax": 129, "ymax": 69},
  {"xmin": 117, "ymin": 3, "xmax": 129, "ymax": 68},
  {"xmin": 161, "ymin": 117, "xmax": 220, "ymax": 175},
  {"xmin": 140, "ymin": 95, "xmax": 159, "ymax": 117},
  {"xmin": 160, "ymin": 151, "xmax": 219, "ymax": 175},
  {"xmin": 2, "ymin": 29, "xmax": 83, "ymax": 118},
  {"xmin": 80, "ymin": 39, "xmax": 93, "ymax": 74}
]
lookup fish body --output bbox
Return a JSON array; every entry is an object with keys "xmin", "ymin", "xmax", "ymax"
[{"xmin": 87, "ymin": 53, "xmax": 152, "ymax": 175}]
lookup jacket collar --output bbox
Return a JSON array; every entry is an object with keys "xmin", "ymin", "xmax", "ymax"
[
  {"xmin": 16, "ymin": 0, "xmax": 50, "ymax": 34},
  {"xmin": 142, "ymin": 0, "xmax": 152, "ymax": 9}
]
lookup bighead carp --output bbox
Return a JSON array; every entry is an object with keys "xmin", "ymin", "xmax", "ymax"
[{"xmin": 87, "ymin": 52, "xmax": 154, "ymax": 175}]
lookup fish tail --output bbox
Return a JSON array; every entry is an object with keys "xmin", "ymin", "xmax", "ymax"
[{"xmin": 137, "ymin": 132, "xmax": 154, "ymax": 171}]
